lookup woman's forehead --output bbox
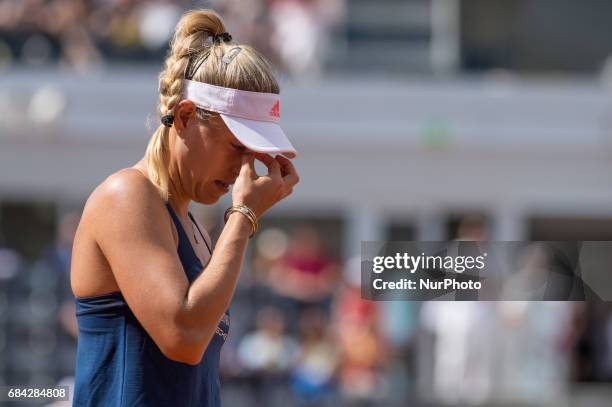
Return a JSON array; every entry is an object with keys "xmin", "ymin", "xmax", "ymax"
[
  {"xmin": 213, "ymin": 116, "xmax": 245, "ymax": 147},
  {"xmin": 206, "ymin": 115, "xmax": 234, "ymax": 139}
]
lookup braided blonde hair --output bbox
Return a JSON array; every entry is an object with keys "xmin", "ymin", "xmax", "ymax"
[{"xmin": 144, "ymin": 9, "xmax": 280, "ymax": 201}]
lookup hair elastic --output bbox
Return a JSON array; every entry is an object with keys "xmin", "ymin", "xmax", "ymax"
[
  {"xmin": 161, "ymin": 115, "xmax": 174, "ymax": 127},
  {"xmin": 213, "ymin": 32, "xmax": 232, "ymax": 43},
  {"xmin": 185, "ymin": 32, "xmax": 233, "ymax": 79}
]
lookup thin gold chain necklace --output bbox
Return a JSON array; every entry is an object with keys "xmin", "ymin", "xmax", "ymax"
[{"xmin": 190, "ymin": 216, "xmax": 199, "ymax": 244}]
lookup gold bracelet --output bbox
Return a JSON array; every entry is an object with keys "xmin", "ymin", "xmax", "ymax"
[
  {"xmin": 224, "ymin": 205, "xmax": 258, "ymax": 238},
  {"xmin": 225, "ymin": 205, "xmax": 257, "ymax": 237}
]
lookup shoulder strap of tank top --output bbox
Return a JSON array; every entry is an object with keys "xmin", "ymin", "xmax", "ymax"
[
  {"xmin": 164, "ymin": 203, "xmax": 181, "ymax": 229},
  {"xmin": 188, "ymin": 212, "xmax": 212, "ymax": 255}
]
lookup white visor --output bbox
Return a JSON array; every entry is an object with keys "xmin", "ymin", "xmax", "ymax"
[{"xmin": 183, "ymin": 80, "xmax": 297, "ymax": 158}]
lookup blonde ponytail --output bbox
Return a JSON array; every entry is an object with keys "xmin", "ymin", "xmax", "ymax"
[
  {"xmin": 144, "ymin": 9, "xmax": 279, "ymax": 200},
  {"xmin": 144, "ymin": 125, "xmax": 171, "ymax": 201}
]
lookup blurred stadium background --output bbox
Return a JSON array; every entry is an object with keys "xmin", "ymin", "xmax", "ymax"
[{"xmin": 1, "ymin": 0, "xmax": 612, "ymax": 406}]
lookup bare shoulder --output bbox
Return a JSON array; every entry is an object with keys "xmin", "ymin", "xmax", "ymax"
[
  {"xmin": 72, "ymin": 168, "xmax": 174, "ymax": 297},
  {"xmin": 81, "ymin": 168, "xmax": 176, "ymax": 244},
  {"xmin": 88, "ymin": 168, "xmax": 159, "ymax": 212}
]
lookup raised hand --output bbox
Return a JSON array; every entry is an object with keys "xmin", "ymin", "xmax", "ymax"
[{"xmin": 231, "ymin": 153, "xmax": 300, "ymax": 218}]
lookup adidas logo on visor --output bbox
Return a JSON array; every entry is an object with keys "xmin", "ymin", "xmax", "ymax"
[{"xmin": 269, "ymin": 101, "xmax": 280, "ymax": 119}]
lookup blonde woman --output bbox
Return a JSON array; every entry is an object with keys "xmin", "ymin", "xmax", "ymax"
[{"xmin": 70, "ymin": 9, "xmax": 299, "ymax": 406}]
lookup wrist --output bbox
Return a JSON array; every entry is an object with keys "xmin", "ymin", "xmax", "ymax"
[
  {"xmin": 232, "ymin": 202, "xmax": 261, "ymax": 218},
  {"xmin": 226, "ymin": 211, "xmax": 253, "ymax": 237},
  {"xmin": 224, "ymin": 205, "xmax": 258, "ymax": 238}
]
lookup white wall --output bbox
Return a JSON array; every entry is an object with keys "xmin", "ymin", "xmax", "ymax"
[{"xmin": 2, "ymin": 68, "xmax": 612, "ymax": 245}]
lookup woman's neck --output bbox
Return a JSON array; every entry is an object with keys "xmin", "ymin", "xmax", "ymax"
[
  {"xmin": 167, "ymin": 181, "xmax": 190, "ymax": 218},
  {"xmin": 133, "ymin": 159, "xmax": 190, "ymax": 218}
]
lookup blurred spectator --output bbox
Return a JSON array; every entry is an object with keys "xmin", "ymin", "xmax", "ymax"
[
  {"xmin": 267, "ymin": 225, "xmax": 338, "ymax": 317},
  {"xmin": 0, "ymin": 0, "xmax": 185, "ymax": 69},
  {"xmin": 290, "ymin": 307, "xmax": 337, "ymax": 405},
  {"xmin": 419, "ymin": 216, "xmax": 494, "ymax": 404},
  {"xmin": 502, "ymin": 243, "xmax": 552, "ymax": 301},
  {"xmin": 456, "ymin": 214, "xmax": 489, "ymax": 241},
  {"xmin": 137, "ymin": 2, "xmax": 183, "ymax": 51},
  {"xmin": 0, "ymin": 0, "xmax": 344, "ymax": 76},
  {"xmin": 420, "ymin": 301, "xmax": 495, "ymax": 405},
  {"xmin": 340, "ymin": 255, "xmax": 420, "ymax": 404},
  {"xmin": 268, "ymin": 0, "xmax": 344, "ymax": 79},
  {"xmin": 212, "ymin": 0, "xmax": 278, "ymax": 63},
  {"xmin": 420, "ymin": 217, "xmax": 578, "ymax": 406},
  {"xmin": 334, "ymin": 264, "xmax": 388, "ymax": 406},
  {"xmin": 249, "ymin": 227, "xmax": 290, "ymax": 288},
  {"xmin": 493, "ymin": 301, "xmax": 574, "ymax": 406},
  {"xmin": 0, "ymin": 0, "xmax": 102, "ymax": 70},
  {"xmin": 268, "ymin": 0, "xmax": 321, "ymax": 79},
  {"xmin": 237, "ymin": 306, "xmax": 298, "ymax": 405}
]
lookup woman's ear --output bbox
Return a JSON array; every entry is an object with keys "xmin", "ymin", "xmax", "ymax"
[{"xmin": 174, "ymin": 100, "xmax": 197, "ymax": 131}]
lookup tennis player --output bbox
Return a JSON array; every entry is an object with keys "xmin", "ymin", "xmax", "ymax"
[{"xmin": 70, "ymin": 9, "xmax": 299, "ymax": 406}]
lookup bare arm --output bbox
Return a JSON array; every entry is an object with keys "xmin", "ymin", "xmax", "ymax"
[
  {"xmin": 176, "ymin": 212, "xmax": 251, "ymax": 361},
  {"xmin": 176, "ymin": 153, "xmax": 298, "ymax": 361},
  {"xmin": 90, "ymin": 154, "xmax": 298, "ymax": 365}
]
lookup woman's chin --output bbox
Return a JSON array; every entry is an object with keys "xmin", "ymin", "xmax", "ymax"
[
  {"xmin": 194, "ymin": 189, "xmax": 225, "ymax": 205},
  {"xmin": 196, "ymin": 195, "xmax": 221, "ymax": 205},
  {"xmin": 193, "ymin": 184, "xmax": 226, "ymax": 205}
]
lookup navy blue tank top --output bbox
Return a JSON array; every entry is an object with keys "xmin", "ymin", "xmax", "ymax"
[{"xmin": 73, "ymin": 203, "xmax": 229, "ymax": 406}]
